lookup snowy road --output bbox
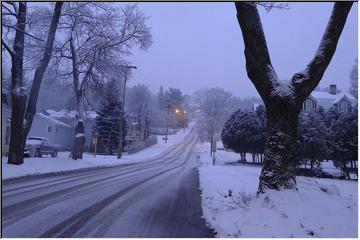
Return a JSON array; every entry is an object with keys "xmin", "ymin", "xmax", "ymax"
[{"xmin": 2, "ymin": 128, "xmax": 213, "ymax": 237}]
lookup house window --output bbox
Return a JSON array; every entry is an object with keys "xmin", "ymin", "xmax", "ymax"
[
  {"xmin": 303, "ymin": 99, "xmax": 315, "ymax": 112},
  {"xmin": 306, "ymin": 99, "xmax": 313, "ymax": 112},
  {"xmin": 339, "ymin": 100, "xmax": 349, "ymax": 112},
  {"xmin": 48, "ymin": 126, "xmax": 53, "ymax": 132},
  {"xmin": 55, "ymin": 127, "xmax": 59, "ymax": 133}
]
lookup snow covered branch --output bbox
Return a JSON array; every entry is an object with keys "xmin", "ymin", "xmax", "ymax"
[
  {"xmin": 234, "ymin": 2, "xmax": 278, "ymax": 102},
  {"xmin": 292, "ymin": 2, "xmax": 353, "ymax": 101}
]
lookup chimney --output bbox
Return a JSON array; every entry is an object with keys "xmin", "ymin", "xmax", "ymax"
[{"xmin": 329, "ymin": 84, "xmax": 337, "ymax": 95}]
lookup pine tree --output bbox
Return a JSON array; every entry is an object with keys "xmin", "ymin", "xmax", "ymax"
[
  {"xmin": 297, "ymin": 111, "xmax": 329, "ymax": 170},
  {"xmin": 164, "ymin": 87, "xmax": 184, "ymax": 109},
  {"xmin": 350, "ymin": 59, "xmax": 358, "ymax": 99},
  {"xmin": 93, "ymin": 96, "xmax": 127, "ymax": 155},
  {"xmin": 221, "ymin": 110, "xmax": 263, "ymax": 162},
  {"xmin": 327, "ymin": 107, "xmax": 358, "ymax": 179},
  {"xmin": 158, "ymin": 85, "xmax": 165, "ymax": 109}
]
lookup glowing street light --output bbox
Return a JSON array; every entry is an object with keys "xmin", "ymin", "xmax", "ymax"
[{"xmin": 175, "ymin": 109, "xmax": 180, "ymax": 114}]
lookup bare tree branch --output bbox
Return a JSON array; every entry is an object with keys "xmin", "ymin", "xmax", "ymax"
[
  {"xmin": 1, "ymin": 39, "xmax": 15, "ymax": 58},
  {"xmin": 256, "ymin": 2, "xmax": 289, "ymax": 12},
  {"xmin": 234, "ymin": 2, "xmax": 278, "ymax": 102},
  {"xmin": 291, "ymin": 2, "xmax": 353, "ymax": 101},
  {"xmin": 3, "ymin": 1, "xmax": 18, "ymax": 15},
  {"xmin": 2, "ymin": 2, "xmax": 17, "ymax": 17},
  {"xmin": 2, "ymin": 23, "xmax": 44, "ymax": 42}
]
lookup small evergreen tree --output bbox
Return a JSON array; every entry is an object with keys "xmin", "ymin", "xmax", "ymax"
[
  {"xmin": 157, "ymin": 85, "xmax": 165, "ymax": 109},
  {"xmin": 164, "ymin": 87, "xmax": 184, "ymax": 109},
  {"xmin": 93, "ymin": 95, "xmax": 127, "ymax": 155},
  {"xmin": 350, "ymin": 59, "xmax": 358, "ymax": 99},
  {"xmin": 327, "ymin": 107, "xmax": 358, "ymax": 179},
  {"xmin": 221, "ymin": 110, "xmax": 262, "ymax": 162},
  {"xmin": 297, "ymin": 111, "xmax": 329, "ymax": 170}
]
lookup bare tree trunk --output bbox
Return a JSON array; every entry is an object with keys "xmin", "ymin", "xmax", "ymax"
[
  {"xmin": 235, "ymin": 2, "xmax": 353, "ymax": 193},
  {"xmin": 7, "ymin": 3, "xmax": 63, "ymax": 165},
  {"xmin": 70, "ymin": 34, "xmax": 86, "ymax": 159},
  {"xmin": 258, "ymin": 105, "xmax": 299, "ymax": 192},
  {"xmin": 210, "ymin": 133, "xmax": 213, "ymax": 157},
  {"xmin": 7, "ymin": 2, "xmax": 27, "ymax": 165},
  {"xmin": 24, "ymin": 2, "xmax": 63, "ymax": 138}
]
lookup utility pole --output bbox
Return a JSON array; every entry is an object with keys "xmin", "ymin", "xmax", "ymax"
[
  {"xmin": 164, "ymin": 104, "xmax": 170, "ymax": 144},
  {"xmin": 117, "ymin": 65, "xmax": 137, "ymax": 159},
  {"xmin": 183, "ymin": 110, "xmax": 187, "ymax": 132}
]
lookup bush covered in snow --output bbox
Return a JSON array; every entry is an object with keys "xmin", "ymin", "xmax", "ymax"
[{"xmin": 221, "ymin": 108, "xmax": 265, "ymax": 162}]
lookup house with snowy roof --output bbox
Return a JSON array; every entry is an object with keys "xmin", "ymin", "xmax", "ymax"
[
  {"xmin": 2, "ymin": 90, "xmax": 11, "ymax": 155},
  {"xmin": 302, "ymin": 84, "xmax": 357, "ymax": 113},
  {"xmin": 27, "ymin": 113, "xmax": 74, "ymax": 150},
  {"xmin": 45, "ymin": 109, "xmax": 99, "ymax": 149}
]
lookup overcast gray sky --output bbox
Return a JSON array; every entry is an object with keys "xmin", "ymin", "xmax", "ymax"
[{"xmin": 128, "ymin": 2, "xmax": 358, "ymax": 98}]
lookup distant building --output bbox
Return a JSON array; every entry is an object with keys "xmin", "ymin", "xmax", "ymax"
[
  {"xmin": 28, "ymin": 114, "xmax": 73, "ymax": 150},
  {"xmin": 2, "ymin": 91, "xmax": 11, "ymax": 155},
  {"xmin": 46, "ymin": 109, "xmax": 98, "ymax": 149},
  {"xmin": 302, "ymin": 84, "xmax": 357, "ymax": 113},
  {"xmin": 252, "ymin": 103, "xmax": 261, "ymax": 111}
]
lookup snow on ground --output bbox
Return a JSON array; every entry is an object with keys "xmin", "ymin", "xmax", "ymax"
[
  {"xmin": 2, "ymin": 123, "xmax": 195, "ymax": 180},
  {"xmin": 196, "ymin": 142, "xmax": 358, "ymax": 238}
]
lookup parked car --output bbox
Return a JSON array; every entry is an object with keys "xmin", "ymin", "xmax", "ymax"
[{"xmin": 24, "ymin": 137, "xmax": 58, "ymax": 157}]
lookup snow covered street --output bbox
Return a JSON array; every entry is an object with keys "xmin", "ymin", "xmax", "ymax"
[
  {"xmin": 2, "ymin": 124, "xmax": 213, "ymax": 237},
  {"xmin": 2, "ymin": 123, "xmax": 195, "ymax": 180},
  {"xmin": 196, "ymin": 142, "xmax": 358, "ymax": 238},
  {"xmin": 2, "ymin": 1, "xmax": 357, "ymax": 238}
]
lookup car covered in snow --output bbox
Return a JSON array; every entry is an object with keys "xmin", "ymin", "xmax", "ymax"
[{"xmin": 24, "ymin": 137, "xmax": 58, "ymax": 157}]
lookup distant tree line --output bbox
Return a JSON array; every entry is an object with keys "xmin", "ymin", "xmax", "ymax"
[{"xmin": 222, "ymin": 106, "xmax": 358, "ymax": 179}]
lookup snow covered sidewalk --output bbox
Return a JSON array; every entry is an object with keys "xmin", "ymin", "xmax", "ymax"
[
  {"xmin": 2, "ymin": 123, "xmax": 195, "ymax": 180},
  {"xmin": 196, "ymin": 142, "xmax": 358, "ymax": 238}
]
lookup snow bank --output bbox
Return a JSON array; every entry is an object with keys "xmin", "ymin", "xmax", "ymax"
[
  {"xmin": 198, "ymin": 144, "xmax": 358, "ymax": 238},
  {"xmin": 2, "ymin": 123, "xmax": 195, "ymax": 180}
]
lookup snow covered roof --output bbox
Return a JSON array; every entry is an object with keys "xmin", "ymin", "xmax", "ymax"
[
  {"xmin": 47, "ymin": 109, "xmax": 98, "ymax": 120},
  {"xmin": 310, "ymin": 91, "xmax": 357, "ymax": 110},
  {"xmin": 36, "ymin": 113, "xmax": 72, "ymax": 128}
]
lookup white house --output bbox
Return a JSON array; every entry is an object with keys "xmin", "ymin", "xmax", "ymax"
[
  {"xmin": 46, "ymin": 109, "xmax": 98, "ymax": 149},
  {"xmin": 28, "ymin": 113, "xmax": 73, "ymax": 150},
  {"xmin": 302, "ymin": 84, "xmax": 357, "ymax": 113}
]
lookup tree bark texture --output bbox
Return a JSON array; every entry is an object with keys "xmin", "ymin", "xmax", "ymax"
[
  {"xmin": 72, "ymin": 119, "xmax": 85, "ymax": 160},
  {"xmin": 70, "ymin": 31, "xmax": 86, "ymax": 159},
  {"xmin": 8, "ymin": 2, "xmax": 27, "ymax": 165}
]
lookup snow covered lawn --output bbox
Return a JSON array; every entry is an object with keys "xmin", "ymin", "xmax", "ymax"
[
  {"xmin": 197, "ymin": 142, "xmax": 358, "ymax": 238},
  {"xmin": 2, "ymin": 123, "xmax": 194, "ymax": 180}
]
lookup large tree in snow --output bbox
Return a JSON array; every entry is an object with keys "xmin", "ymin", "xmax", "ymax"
[
  {"xmin": 195, "ymin": 87, "xmax": 233, "ymax": 155},
  {"xmin": 2, "ymin": 2, "xmax": 63, "ymax": 165},
  {"xmin": 52, "ymin": 3, "xmax": 152, "ymax": 159},
  {"xmin": 234, "ymin": 2, "xmax": 353, "ymax": 193}
]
